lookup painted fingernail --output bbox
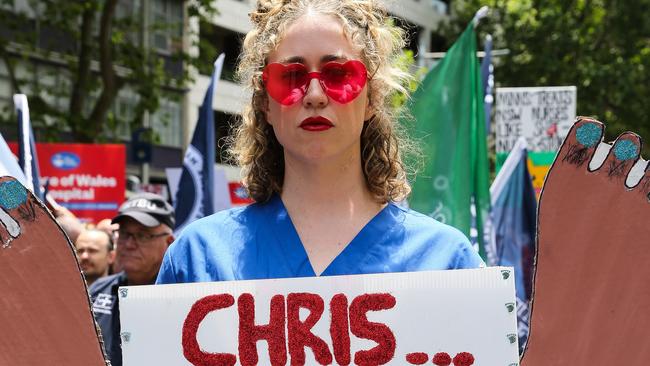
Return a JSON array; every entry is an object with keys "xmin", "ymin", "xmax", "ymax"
[
  {"xmin": 576, "ymin": 123, "xmax": 601, "ymax": 147},
  {"xmin": 0, "ymin": 181, "xmax": 28, "ymax": 210},
  {"xmin": 613, "ymin": 139, "xmax": 639, "ymax": 161},
  {"xmin": 0, "ymin": 208, "xmax": 20, "ymax": 239}
]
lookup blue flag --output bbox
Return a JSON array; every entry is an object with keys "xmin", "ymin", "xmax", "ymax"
[
  {"xmin": 14, "ymin": 94, "xmax": 44, "ymax": 200},
  {"xmin": 174, "ymin": 54, "xmax": 225, "ymax": 234},
  {"xmin": 488, "ymin": 137, "xmax": 537, "ymax": 354}
]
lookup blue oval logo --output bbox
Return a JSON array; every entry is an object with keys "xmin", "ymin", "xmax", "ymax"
[
  {"xmin": 51, "ymin": 152, "xmax": 80, "ymax": 170},
  {"xmin": 234, "ymin": 186, "xmax": 249, "ymax": 199}
]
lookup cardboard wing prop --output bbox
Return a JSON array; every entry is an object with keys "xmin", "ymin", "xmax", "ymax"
[
  {"xmin": 521, "ymin": 118, "xmax": 650, "ymax": 365},
  {"xmin": 0, "ymin": 176, "xmax": 108, "ymax": 365}
]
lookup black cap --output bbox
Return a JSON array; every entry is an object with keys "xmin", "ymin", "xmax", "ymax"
[{"xmin": 112, "ymin": 193, "xmax": 175, "ymax": 229}]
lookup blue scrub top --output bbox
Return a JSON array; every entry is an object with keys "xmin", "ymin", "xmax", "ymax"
[{"xmin": 156, "ymin": 195, "xmax": 484, "ymax": 284}]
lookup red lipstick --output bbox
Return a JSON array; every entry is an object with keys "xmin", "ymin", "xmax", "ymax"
[{"xmin": 299, "ymin": 116, "xmax": 334, "ymax": 131}]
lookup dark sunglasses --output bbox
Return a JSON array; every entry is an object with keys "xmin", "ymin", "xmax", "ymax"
[{"xmin": 262, "ymin": 60, "xmax": 368, "ymax": 106}]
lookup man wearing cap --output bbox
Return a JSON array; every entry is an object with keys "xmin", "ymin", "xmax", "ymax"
[{"xmin": 88, "ymin": 193, "xmax": 175, "ymax": 366}]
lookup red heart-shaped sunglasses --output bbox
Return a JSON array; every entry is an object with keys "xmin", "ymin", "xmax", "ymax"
[{"xmin": 262, "ymin": 60, "xmax": 368, "ymax": 106}]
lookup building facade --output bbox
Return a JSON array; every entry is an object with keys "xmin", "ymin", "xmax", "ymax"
[{"xmin": 0, "ymin": 0, "xmax": 450, "ymax": 192}]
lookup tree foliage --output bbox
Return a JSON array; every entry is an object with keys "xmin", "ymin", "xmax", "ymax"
[
  {"xmin": 441, "ymin": 0, "xmax": 650, "ymax": 155},
  {"xmin": 0, "ymin": 0, "xmax": 218, "ymax": 143},
  {"xmin": 391, "ymin": 49, "xmax": 428, "ymax": 110}
]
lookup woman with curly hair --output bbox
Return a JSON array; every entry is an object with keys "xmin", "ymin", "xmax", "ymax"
[{"xmin": 157, "ymin": 0, "xmax": 483, "ymax": 284}]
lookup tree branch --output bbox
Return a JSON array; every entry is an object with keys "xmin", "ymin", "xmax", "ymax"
[
  {"xmin": 68, "ymin": 3, "xmax": 96, "ymax": 124},
  {"xmin": 87, "ymin": 0, "xmax": 122, "ymax": 142}
]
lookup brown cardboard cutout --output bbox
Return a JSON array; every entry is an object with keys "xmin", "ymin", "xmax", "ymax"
[
  {"xmin": 0, "ymin": 176, "xmax": 108, "ymax": 365},
  {"xmin": 521, "ymin": 117, "xmax": 650, "ymax": 365}
]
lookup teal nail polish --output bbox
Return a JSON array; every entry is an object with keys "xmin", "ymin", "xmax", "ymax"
[
  {"xmin": 614, "ymin": 139, "xmax": 638, "ymax": 161},
  {"xmin": 576, "ymin": 123, "xmax": 601, "ymax": 147},
  {"xmin": 0, "ymin": 180, "xmax": 27, "ymax": 210}
]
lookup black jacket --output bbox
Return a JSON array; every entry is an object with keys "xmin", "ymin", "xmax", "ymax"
[{"xmin": 89, "ymin": 272, "xmax": 127, "ymax": 366}]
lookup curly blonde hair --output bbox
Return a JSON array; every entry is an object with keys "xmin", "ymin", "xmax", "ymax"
[{"xmin": 231, "ymin": 0, "xmax": 414, "ymax": 203}]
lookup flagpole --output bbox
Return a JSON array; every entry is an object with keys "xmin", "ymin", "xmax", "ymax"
[
  {"xmin": 472, "ymin": 6, "xmax": 489, "ymax": 27},
  {"xmin": 14, "ymin": 95, "xmax": 34, "ymax": 192},
  {"xmin": 140, "ymin": 0, "xmax": 151, "ymax": 186},
  {"xmin": 0, "ymin": 131, "xmax": 27, "ymax": 182},
  {"xmin": 14, "ymin": 94, "xmax": 44, "ymax": 199}
]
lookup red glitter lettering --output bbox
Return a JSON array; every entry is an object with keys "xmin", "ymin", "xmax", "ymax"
[
  {"xmin": 452, "ymin": 352, "xmax": 475, "ymax": 366},
  {"xmin": 182, "ymin": 294, "xmax": 237, "ymax": 366},
  {"xmin": 238, "ymin": 293, "xmax": 287, "ymax": 366},
  {"xmin": 349, "ymin": 293, "xmax": 397, "ymax": 366},
  {"xmin": 329, "ymin": 294, "xmax": 351, "ymax": 365},
  {"xmin": 405, "ymin": 352, "xmax": 428, "ymax": 364},
  {"xmin": 287, "ymin": 293, "xmax": 333, "ymax": 365},
  {"xmin": 432, "ymin": 352, "xmax": 452, "ymax": 366}
]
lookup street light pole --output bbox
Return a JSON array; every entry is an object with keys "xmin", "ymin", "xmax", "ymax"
[{"xmin": 140, "ymin": 0, "xmax": 150, "ymax": 185}]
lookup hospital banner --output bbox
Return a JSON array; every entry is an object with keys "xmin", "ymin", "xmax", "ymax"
[
  {"xmin": 120, "ymin": 267, "xmax": 519, "ymax": 366},
  {"xmin": 9, "ymin": 143, "xmax": 126, "ymax": 223}
]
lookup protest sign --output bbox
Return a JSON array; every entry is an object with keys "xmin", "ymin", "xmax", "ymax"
[
  {"xmin": 120, "ymin": 267, "xmax": 519, "ymax": 365},
  {"xmin": 9, "ymin": 142, "xmax": 125, "ymax": 223},
  {"xmin": 495, "ymin": 86, "xmax": 577, "ymax": 154}
]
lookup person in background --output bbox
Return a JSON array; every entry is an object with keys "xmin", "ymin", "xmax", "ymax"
[
  {"xmin": 55, "ymin": 212, "xmax": 84, "ymax": 243},
  {"xmin": 48, "ymin": 198, "xmax": 85, "ymax": 243},
  {"xmin": 96, "ymin": 218, "xmax": 121, "ymax": 273},
  {"xmin": 74, "ymin": 229, "xmax": 114, "ymax": 286},
  {"xmin": 89, "ymin": 193, "xmax": 174, "ymax": 366},
  {"xmin": 96, "ymin": 218, "xmax": 119, "ymax": 239}
]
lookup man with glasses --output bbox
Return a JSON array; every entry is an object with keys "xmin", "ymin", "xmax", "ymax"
[{"xmin": 88, "ymin": 193, "xmax": 175, "ymax": 366}]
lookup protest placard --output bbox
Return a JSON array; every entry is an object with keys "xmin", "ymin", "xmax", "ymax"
[
  {"xmin": 120, "ymin": 267, "xmax": 519, "ymax": 365},
  {"xmin": 495, "ymin": 86, "xmax": 577, "ymax": 154}
]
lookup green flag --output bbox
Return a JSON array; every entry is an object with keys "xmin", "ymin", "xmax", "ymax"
[{"xmin": 405, "ymin": 23, "xmax": 490, "ymax": 259}]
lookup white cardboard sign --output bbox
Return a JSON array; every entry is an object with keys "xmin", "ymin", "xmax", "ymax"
[
  {"xmin": 495, "ymin": 86, "xmax": 577, "ymax": 153},
  {"xmin": 120, "ymin": 267, "xmax": 519, "ymax": 365}
]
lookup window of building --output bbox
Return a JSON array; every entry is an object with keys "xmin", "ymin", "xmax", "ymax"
[
  {"xmin": 33, "ymin": 62, "xmax": 71, "ymax": 114},
  {"xmin": 150, "ymin": 0, "xmax": 183, "ymax": 54},
  {"xmin": 197, "ymin": 22, "xmax": 241, "ymax": 82},
  {"xmin": 151, "ymin": 94, "xmax": 182, "ymax": 147},
  {"xmin": 112, "ymin": 88, "xmax": 183, "ymax": 148},
  {"xmin": 115, "ymin": 0, "xmax": 141, "ymax": 45},
  {"xmin": 113, "ymin": 88, "xmax": 139, "ymax": 140}
]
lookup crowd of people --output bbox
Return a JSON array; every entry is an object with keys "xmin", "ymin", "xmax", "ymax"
[{"xmin": 54, "ymin": 192, "xmax": 174, "ymax": 366}]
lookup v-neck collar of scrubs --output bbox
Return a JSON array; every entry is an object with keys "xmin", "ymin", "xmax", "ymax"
[{"xmin": 266, "ymin": 195, "xmax": 400, "ymax": 277}]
